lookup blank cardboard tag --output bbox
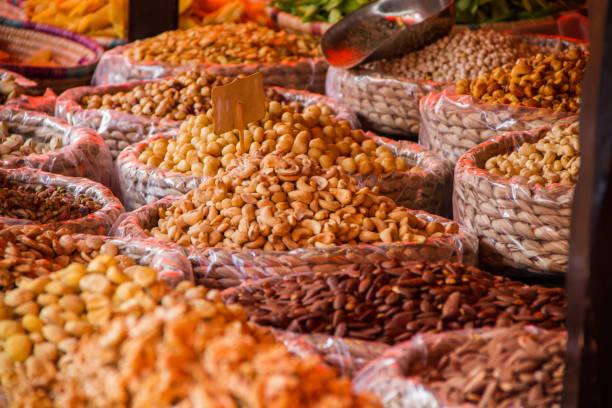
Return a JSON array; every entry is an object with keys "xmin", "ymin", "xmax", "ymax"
[{"xmin": 212, "ymin": 72, "xmax": 266, "ymax": 135}]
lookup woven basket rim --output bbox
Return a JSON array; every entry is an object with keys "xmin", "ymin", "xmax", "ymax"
[
  {"xmin": 456, "ymin": 125, "xmax": 577, "ymax": 196},
  {"xmin": 0, "ymin": 17, "xmax": 103, "ymax": 77}
]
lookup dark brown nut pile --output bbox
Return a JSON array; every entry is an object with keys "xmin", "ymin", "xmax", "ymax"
[
  {"xmin": 456, "ymin": 48, "xmax": 587, "ymax": 112},
  {"xmin": 408, "ymin": 327, "xmax": 565, "ymax": 407},
  {"xmin": 79, "ymin": 71, "xmax": 234, "ymax": 121},
  {"xmin": 52, "ymin": 290, "xmax": 379, "ymax": 408},
  {"xmin": 0, "ymin": 180, "xmax": 101, "ymax": 224},
  {"xmin": 124, "ymin": 22, "xmax": 321, "ymax": 65},
  {"xmin": 224, "ymin": 260, "xmax": 567, "ymax": 345},
  {"xmin": 152, "ymin": 153, "xmax": 456, "ymax": 250},
  {"xmin": 0, "ymin": 225, "xmax": 137, "ymax": 288},
  {"xmin": 140, "ymin": 100, "xmax": 412, "ymax": 177},
  {"xmin": 0, "ymin": 123, "xmax": 63, "ymax": 159},
  {"xmin": 486, "ymin": 122, "xmax": 580, "ymax": 186},
  {"xmin": 366, "ymin": 30, "xmax": 541, "ymax": 82},
  {"xmin": 0, "ymin": 75, "xmax": 26, "ymax": 105}
]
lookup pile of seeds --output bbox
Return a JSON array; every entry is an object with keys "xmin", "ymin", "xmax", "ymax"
[
  {"xmin": 409, "ymin": 327, "xmax": 565, "ymax": 407},
  {"xmin": 0, "ymin": 226, "xmax": 135, "ymax": 288},
  {"xmin": 224, "ymin": 260, "xmax": 567, "ymax": 344},
  {"xmin": 0, "ymin": 124, "xmax": 63, "ymax": 160},
  {"xmin": 366, "ymin": 30, "xmax": 541, "ymax": 82},
  {"xmin": 123, "ymin": 22, "xmax": 321, "ymax": 65},
  {"xmin": 151, "ymin": 153, "xmax": 455, "ymax": 250},
  {"xmin": 0, "ymin": 179, "xmax": 101, "ymax": 224},
  {"xmin": 79, "ymin": 71, "xmax": 234, "ymax": 121},
  {"xmin": 456, "ymin": 48, "xmax": 587, "ymax": 112},
  {"xmin": 139, "ymin": 101, "xmax": 412, "ymax": 177},
  {"xmin": 485, "ymin": 122, "xmax": 580, "ymax": 186}
]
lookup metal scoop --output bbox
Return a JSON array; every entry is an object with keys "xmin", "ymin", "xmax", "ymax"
[{"xmin": 321, "ymin": 0, "xmax": 455, "ymax": 69}]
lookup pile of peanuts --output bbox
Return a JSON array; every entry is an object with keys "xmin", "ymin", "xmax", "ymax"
[
  {"xmin": 54, "ymin": 286, "xmax": 378, "ymax": 408},
  {"xmin": 366, "ymin": 30, "xmax": 541, "ymax": 82},
  {"xmin": 80, "ymin": 71, "xmax": 234, "ymax": 121},
  {"xmin": 151, "ymin": 152, "xmax": 457, "ymax": 250},
  {"xmin": 0, "ymin": 225, "xmax": 136, "ymax": 288},
  {"xmin": 485, "ymin": 122, "xmax": 580, "ymax": 186},
  {"xmin": 0, "ymin": 75, "xmax": 25, "ymax": 105},
  {"xmin": 456, "ymin": 48, "xmax": 587, "ymax": 112},
  {"xmin": 0, "ymin": 124, "xmax": 63, "ymax": 159},
  {"xmin": 139, "ymin": 101, "xmax": 413, "ymax": 177},
  {"xmin": 123, "ymin": 22, "xmax": 321, "ymax": 65}
]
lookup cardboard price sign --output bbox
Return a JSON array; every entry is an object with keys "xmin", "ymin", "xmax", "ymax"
[{"xmin": 212, "ymin": 72, "xmax": 266, "ymax": 153}]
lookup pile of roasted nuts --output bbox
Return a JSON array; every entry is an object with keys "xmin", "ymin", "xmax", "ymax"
[
  {"xmin": 123, "ymin": 22, "xmax": 321, "ymax": 64},
  {"xmin": 0, "ymin": 124, "xmax": 63, "ymax": 159},
  {"xmin": 139, "ymin": 101, "xmax": 413, "ymax": 177},
  {"xmin": 151, "ymin": 152, "xmax": 455, "ymax": 250},
  {"xmin": 407, "ymin": 327, "xmax": 565, "ymax": 407},
  {"xmin": 0, "ymin": 181, "xmax": 101, "ymax": 224},
  {"xmin": 80, "ymin": 71, "xmax": 234, "ymax": 121},
  {"xmin": 0, "ymin": 256, "xmax": 379, "ymax": 408},
  {"xmin": 366, "ymin": 30, "xmax": 542, "ymax": 82},
  {"xmin": 0, "ymin": 75, "xmax": 25, "ymax": 105},
  {"xmin": 0, "ymin": 225, "xmax": 137, "ymax": 288},
  {"xmin": 485, "ymin": 122, "xmax": 579, "ymax": 186},
  {"xmin": 456, "ymin": 48, "xmax": 587, "ymax": 112},
  {"xmin": 225, "ymin": 260, "xmax": 567, "ymax": 344}
]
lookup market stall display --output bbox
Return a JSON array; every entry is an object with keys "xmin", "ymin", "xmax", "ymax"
[
  {"xmin": 326, "ymin": 30, "xmax": 579, "ymax": 137},
  {"xmin": 117, "ymin": 99, "xmax": 450, "ymax": 214},
  {"xmin": 0, "ymin": 167, "xmax": 123, "ymax": 234},
  {"xmin": 0, "ymin": 107, "xmax": 114, "ymax": 187},
  {"xmin": 420, "ymin": 47, "xmax": 587, "ymax": 164},
  {"xmin": 93, "ymin": 22, "xmax": 328, "ymax": 92},
  {"xmin": 353, "ymin": 326, "xmax": 566, "ymax": 408},
  {"xmin": 454, "ymin": 122, "xmax": 578, "ymax": 275}
]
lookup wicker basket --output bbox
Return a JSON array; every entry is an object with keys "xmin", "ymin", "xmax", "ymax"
[
  {"xmin": 0, "ymin": 17, "xmax": 103, "ymax": 93},
  {"xmin": 419, "ymin": 86, "xmax": 576, "ymax": 166},
  {"xmin": 265, "ymin": 7, "xmax": 332, "ymax": 36},
  {"xmin": 92, "ymin": 42, "xmax": 328, "ymax": 93},
  {"xmin": 0, "ymin": 167, "xmax": 123, "ymax": 235},
  {"xmin": 453, "ymin": 126, "xmax": 575, "ymax": 275},
  {"xmin": 112, "ymin": 197, "xmax": 478, "ymax": 289},
  {"xmin": 0, "ymin": 107, "xmax": 114, "ymax": 188},
  {"xmin": 327, "ymin": 34, "xmax": 586, "ymax": 137}
]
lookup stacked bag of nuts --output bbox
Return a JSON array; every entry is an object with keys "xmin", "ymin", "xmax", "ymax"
[
  {"xmin": 93, "ymin": 22, "xmax": 328, "ymax": 92},
  {"xmin": 117, "ymin": 95, "xmax": 452, "ymax": 214},
  {"xmin": 115, "ymin": 151, "xmax": 475, "ymax": 287},
  {"xmin": 454, "ymin": 121, "xmax": 579, "ymax": 274},
  {"xmin": 325, "ymin": 29, "xmax": 575, "ymax": 136},
  {"xmin": 0, "ymin": 167, "xmax": 123, "ymax": 235},
  {"xmin": 0, "ymin": 254, "xmax": 380, "ymax": 407},
  {"xmin": 0, "ymin": 223, "xmax": 193, "ymax": 289},
  {"xmin": 354, "ymin": 326, "xmax": 566, "ymax": 408},
  {"xmin": 420, "ymin": 47, "xmax": 587, "ymax": 164},
  {"xmin": 56, "ymin": 71, "xmax": 237, "ymax": 160},
  {"xmin": 0, "ymin": 107, "xmax": 114, "ymax": 187}
]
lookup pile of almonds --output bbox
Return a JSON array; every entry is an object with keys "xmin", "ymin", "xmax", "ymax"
[
  {"xmin": 485, "ymin": 122, "xmax": 580, "ymax": 186},
  {"xmin": 124, "ymin": 22, "xmax": 321, "ymax": 65},
  {"xmin": 407, "ymin": 327, "xmax": 565, "ymax": 407},
  {"xmin": 224, "ymin": 260, "xmax": 567, "ymax": 345},
  {"xmin": 0, "ymin": 123, "xmax": 63, "ymax": 160},
  {"xmin": 139, "ymin": 101, "xmax": 412, "ymax": 177},
  {"xmin": 0, "ymin": 180, "xmax": 101, "ymax": 224},
  {"xmin": 456, "ymin": 48, "xmax": 587, "ymax": 112},
  {"xmin": 151, "ymin": 152, "xmax": 456, "ymax": 250},
  {"xmin": 80, "ymin": 71, "xmax": 234, "ymax": 121}
]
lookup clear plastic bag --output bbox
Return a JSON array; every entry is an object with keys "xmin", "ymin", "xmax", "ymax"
[
  {"xmin": 117, "ymin": 130, "xmax": 452, "ymax": 215},
  {"xmin": 419, "ymin": 86, "xmax": 575, "ymax": 165},
  {"xmin": 353, "ymin": 326, "xmax": 566, "ymax": 408},
  {"xmin": 92, "ymin": 44, "xmax": 329, "ymax": 93},
  {"xmin": 112, "ymin": 196, "xmax": 478, "ymax": 289},
  {"xmin": 0, "ymin": 107, "xmax": 115, "ymax": 188},
  {"xmin": 453, "ymin": 125, "xmax": 575, "ymax": 275},
  {"xmin": 0, "ymin": 167, "xmax": 124, "ymax": 235},
  {"xmin": 0, "ymin": 68, "xmax": 56, "ymax": 114}
]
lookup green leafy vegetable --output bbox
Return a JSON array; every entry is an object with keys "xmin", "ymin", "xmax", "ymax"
[
  {"xmin": 272, "ymin": 0, "xmax": 375, "ymax": 23},
  {"xmin": 455, "ymin": 0, "xmax": 585, "ymax": 24}
]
